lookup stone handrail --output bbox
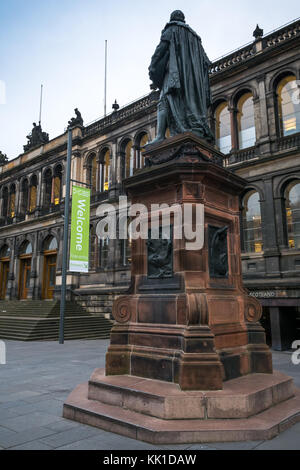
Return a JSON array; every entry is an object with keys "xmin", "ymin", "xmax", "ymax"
[{"xmin": 277, "ymin": 132, "xmax": 300, "ymax": 151}]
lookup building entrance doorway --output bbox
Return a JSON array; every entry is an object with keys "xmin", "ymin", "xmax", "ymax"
[
  {"xmin": 42, "ymin": 237, "xmax": 58, "ymax": 300},
  {"xmin": 0, "ymin": 245, "xmax": 11, "ymax": 300},
  {"xmin": 18, "ymin": 242, "xmax": 33, "ymax": 300},
  {"xmin": 0, "ymin": 260, "xmax": 9, "ymax": 299},
  {"xmin": 19, "ymin": 257, "xmax": 31, "ymax": 300},
  {"xmin": 42, "ymin": 253, "xmax": 57, "ymax": 299}
]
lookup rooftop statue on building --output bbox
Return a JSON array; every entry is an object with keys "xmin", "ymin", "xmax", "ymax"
[
  {"xmin": 23, "ymin": 122, "xmax": 49, "ymax": 152},
  {"xmin": 148, "ymin": 10, "xmax": 214, "ymax": 145},
  {"xmin": 68, "ymin": 108, "xmax": 83, "ymax": 128},
  {"xmin": 0, "ymin": 151, "xmax": 8, "ymax": 166}
]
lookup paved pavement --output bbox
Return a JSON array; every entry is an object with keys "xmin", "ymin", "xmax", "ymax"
[{"xmin": 0, "ymin": 339, "xmax": 299, "ymax": 450}]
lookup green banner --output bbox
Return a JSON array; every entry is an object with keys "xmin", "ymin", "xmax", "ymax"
[{"xmin": 69, "ymin": 185, "xmax": 90, "ymax": 273}]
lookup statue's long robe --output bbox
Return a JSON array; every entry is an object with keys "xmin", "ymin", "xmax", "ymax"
[{"xmin": 149, "ymin": 21, "xmax": 213, "ymax": 141}]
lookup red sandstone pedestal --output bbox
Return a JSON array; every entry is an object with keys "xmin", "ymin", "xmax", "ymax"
[{"xmin": 63, "ymin": 134, "xmax": 300, "ymax": 443}]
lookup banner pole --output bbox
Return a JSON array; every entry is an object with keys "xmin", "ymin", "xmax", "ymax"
[{"xmin": 59, "ymin": 126, "xmax": 72, "ymax": 344}]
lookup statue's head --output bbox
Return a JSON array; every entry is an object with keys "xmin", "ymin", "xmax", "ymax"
[{"xmin": 170, "ymin": 10, "xmax": 185, "ymax": 23}]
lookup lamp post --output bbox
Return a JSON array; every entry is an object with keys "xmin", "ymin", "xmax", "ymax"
[{"xmin": 59, "ymin": 126, "xmax": 72, "ymax": 344}]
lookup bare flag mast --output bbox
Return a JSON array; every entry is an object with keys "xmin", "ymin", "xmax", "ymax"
[
  {"xmin": 104, "ymin": 40, "xmax": 107, "ymax": 117},
  {"xmin": 39, "ymin": 84, "xmax": 43, "ymax": 125}
]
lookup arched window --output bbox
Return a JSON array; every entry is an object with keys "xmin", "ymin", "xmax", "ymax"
[
  {"xmin": 124, "ymin": 140, "xmax": 134, "ymax": 178},
  {"xmin": 215, "ymin": 102, "xmax": 231, "ymax": 154},
  {"xmin": 21, "ymin": 179, "xmax": 29, "ymax": 214},
  {"xmin": 29, "ymin": 175, "xmax": 38, "ymax": 212},
  {"xmin": 0, "ymin": 245, "xmax": 11, "ymax": 258},
  {"xmin": 242, "ymin": 191, "xmax": 263, "ymax": 253},
  {"xmin": 99, "ymin": 149, "xmax": 110, "ymax": 192},
  {"xmin": 136, "ymin": 133, "xmax": 149, "ymax": 168},
  {"xmin": 87, "ymin": 154, "xmax": 97, "ymax": 194},
  {"xmin": 237, "ymin": 93, "xmax": 256, "ymax": 149},
  {"xmin": 43, "ymin": 169, "xmax": 52, "ymax": 207},
  {"xmin": 99, "ymin": 224, "xmax": 109, "ymax": 269},
  {"xmin": 285, "ymin": 181, "xmax": 300, "ymax": 249},
  {"xmin": 43, "ymin": 236, "xmax": 58, "ymax": 252},
  {"xmin": 9, "ymin": 185, "xmax": 16, "ymax": 218},
  {"xmin": 121, "ymin": 220, "xmax": 132, "ymax": 266},
  {"xmin": 277, "ymin": 75, "xmax": 300, "ymax": 137},
  {"xmin": 20, "ymin": 241, "xmax": 33, "ymax": 255},
  {"xmin": 2, "ymin": 187, "xmax": 8, "ymax": 217},
  {"xmin": 53, "ymin": 166, "xmax": 62, "ymax": 205}
]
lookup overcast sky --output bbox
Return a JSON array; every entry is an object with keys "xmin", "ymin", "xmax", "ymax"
[{"xmin": 0, "ymin": 0, "xmax": 299, "ymax": 160}]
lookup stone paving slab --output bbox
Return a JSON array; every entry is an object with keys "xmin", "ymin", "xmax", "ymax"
[
  {"xmin": 39, "ymin": 426, "xmax": 107, "ymax": 448},
  {"xmin": 255, "ymin": 423, "xmax": 300, "ymax": 450},
  {"xmin": 9, "ymin": 441, "xmax": 54, "ymax": 450},
  {"xmin": 0, "ymin": 411, "xmax": 62, "ymax": 433},
  {"xmin": 0, "ymin": 426, "xmax": 57, "ymax": 449},
  {"xmin": 0, "ymin": 339, "xmax": 300, "ymax": 450}
]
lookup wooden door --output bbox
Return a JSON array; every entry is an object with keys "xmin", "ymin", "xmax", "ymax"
[
  {"xmin": 42, "ymin": 252, "xmax": 57, "ymax": 300},
  {"xmin": 0, "ymin": 260, "xmax": 9, "ymax": 300},
  {"xmin": 19, "ymin": 257, "xmax": 31, "ymax": 300}
]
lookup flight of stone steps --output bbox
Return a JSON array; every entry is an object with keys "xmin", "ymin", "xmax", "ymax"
[
  {"xmin": 74, "ymin": 293, "xmax": 115, "ymax": 319},
  {"xmin": 0, "ymin": 300, "xmax": 113, "ymax": 341}
]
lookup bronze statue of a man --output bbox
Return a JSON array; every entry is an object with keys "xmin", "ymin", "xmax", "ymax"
[{"xmin": 149, "ymin": 10, "xmax": 214, "ymax": 144}]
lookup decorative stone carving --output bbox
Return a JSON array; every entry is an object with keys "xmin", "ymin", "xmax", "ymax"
[
  {"xmin": 253, "ymin": 24, "xmax": 264, "ymax": 40},
  {"xmin": 112, "ymin": 296, "xmax": 132, "ymax": 323},
  {"xmin": 147, "ymin": 227, "xmax": 173, "ymax": 279},
  {"xmin": 245, "ymin": 297, "xmax": 262, "ymax": 323},
  {"xmin": 145, "ymin": 140, "xmax": 223, "ymax": 167},
  {"xmin": 208, "ymin": 225, "xmax": 229, "ymax": 279},
  {"xmin": 187, "ymin": 293, "xmax": 209, "ymax": 325}
]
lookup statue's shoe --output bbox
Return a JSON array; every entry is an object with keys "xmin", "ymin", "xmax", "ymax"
[{"xmin": 146, "ymin": 136, "xmax": 165, "ymax": 147}]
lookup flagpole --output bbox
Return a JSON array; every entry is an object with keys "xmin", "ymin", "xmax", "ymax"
[
  {"xmin": 39, "ymin": 84, "xmax": 43, "ymax": 125},
  {"xmin": 104, "ymin": 40, "xmax": 107, "ymax": 117}
]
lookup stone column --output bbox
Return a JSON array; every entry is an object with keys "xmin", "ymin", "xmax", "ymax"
[
  {"xmin": 265, "ymin": 89, "xmax": 278, "ymax": 144},
  {"xmin": 256, "ymin": 74, "xmax": 271, "ymax": 154},
  {"xmin": 260, "ymin": 178, "xmax": 280, "ymax": 278},
  {"xmin": 11, "ymin": 238, "xmax": 19, "ymax": 299},
  {"xmin": 228, "ymin": 106, "xmax": 238, "ymax": 151},
  {"xmin": 114, "ymin": 141, "xmax": 121, "ymax": 185},
  {"xmin": 253, "ymin": 95, "xmax": 261, "ymax": 142},
  {"xmin": 274, "ymin": 195, "xmax": 288, "ymax": 249},
  {"xmin": 36, "ymin": 169, "xmax": 43, "ymax": 214},
  {"xmin": 6, "ymin": 239, "xmax": 15, "ymax": 300},
  {"xmin": 27, "ymin": 233, "xmax": 38, "ymax": 300},
  {"xmin": 270, "ymin": 307, "xmax": 283, "ymax": 351},
  {"xmin": 14, "ymin": 181, "xmax": 20, "ymax": 222},
  {"xmin": 0, "ymin": 192, "xmax": 3, "ymax": 218}
]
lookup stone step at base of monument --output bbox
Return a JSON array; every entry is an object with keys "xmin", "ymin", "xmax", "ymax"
[
  {"xmin": 87, "ymin": 369, "xmax": 295, "ymax": 420},
  {"xmin": 63, "ymin": 372, "xmax": 300, "ymax": 444}
]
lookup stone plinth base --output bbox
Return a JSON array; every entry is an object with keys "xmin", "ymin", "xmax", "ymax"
[{"xmin": 63, "ymin": 369, "xmax": 300, "ymax": 444}]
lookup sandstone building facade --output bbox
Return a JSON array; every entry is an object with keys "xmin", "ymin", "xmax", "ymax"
[{"xmin": 0, "ymin": 18, "xmax": 299, "ymax": 350}]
